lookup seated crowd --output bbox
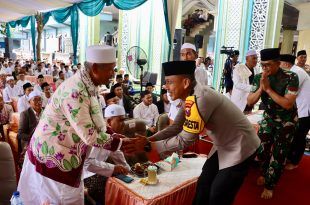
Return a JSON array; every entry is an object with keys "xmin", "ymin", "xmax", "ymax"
[
  {"xmin": 0, "ymin": 56, "xmax": 178, "ymax": 204},
  {"xmin": 1, "ymin": 43, "xmax": 309, "ymax": 205}
]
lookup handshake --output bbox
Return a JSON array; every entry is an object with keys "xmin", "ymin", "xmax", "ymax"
[{"xmin": 120, "ymin": 135, "xmax": 150, "ymax": 155}]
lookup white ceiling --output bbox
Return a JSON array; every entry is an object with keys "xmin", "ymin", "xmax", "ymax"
[{"xmin": 0, "ymin": 0, "xmax": 83, "ymax": 23}]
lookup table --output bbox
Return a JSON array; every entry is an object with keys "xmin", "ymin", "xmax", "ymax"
[
  {"xmin": 105, "ymin": 157, "xmax": 206, "ymax": 205},
  {"xmin": 246, "ymin": 110, "xmax": 263, "ymax": 133}
]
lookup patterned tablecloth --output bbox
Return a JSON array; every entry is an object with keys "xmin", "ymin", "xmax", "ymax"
[
  {"xmin": 105, "ymin": 157, "xmax": 206, "ymax": 205},
  {"xmin": 247, "ymin": 110, "xmax": 264, "ymax": 132}
]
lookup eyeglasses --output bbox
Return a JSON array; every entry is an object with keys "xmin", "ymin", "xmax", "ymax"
[{"xmin": 261, "ymin": 61, "xmax": 276, "ymax": 68}]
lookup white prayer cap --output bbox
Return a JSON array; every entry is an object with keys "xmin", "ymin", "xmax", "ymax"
[
  {"xmin": 28, "ymin": 91, "xmax": 42, "ymax": 101},
  {"xmin": 104, "ymin": 104, "xmax": 125, "ymax": 118},
  {"xmin": 6, "ymin": 76, "xmax": 14, "ymax": 82},
  {"xmin": 86, "ymin": 45, "xmax": 116, "ymax": 64},
  {"xmin": 72, "ymin": 65, "xmax": 78, "ymax": 70},
  {"xmin": 181, "ymin": 43, "xmax": 196, "ymax": 52},
  {"xmin": 246, "ymin": 49, "xmax": 257, "ymax": 57}
]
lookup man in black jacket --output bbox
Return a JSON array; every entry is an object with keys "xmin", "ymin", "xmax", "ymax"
[
  {"xmin": 18, "ymin": 91, "xmax": 42, "ymax": 150},
  {"xmin": 145, "ymin": 82, "xmax": 158, "ymax": 105},
  {"xmin": 111, "ymin": 83, "xmax": 135, "ymax": 117},
  {"xmin": 155, "ymin": 89, "xmax": 170, "ymax": 114}
]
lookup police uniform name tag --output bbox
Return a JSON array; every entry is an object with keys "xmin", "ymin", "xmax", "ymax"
[{"xmin": 183, "ymin": 96, "xmax": 205, "ymax": 134}]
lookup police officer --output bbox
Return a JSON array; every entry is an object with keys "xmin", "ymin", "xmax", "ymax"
[
  {"xmin": 124, "ymin": 61, "xmax": 260, "ymax": 205},
  {"xmin": 247, "ymin": 48, "xmax": 299, "ymax": 199}
]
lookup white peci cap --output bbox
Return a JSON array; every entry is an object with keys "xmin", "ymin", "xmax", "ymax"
[
  {"xmin": 6, "ymin": 76, "xmax": 14, "ymax": 82},
  {"xmin": 104, "ymin": 104, "xmax": 126, "ymax": 118},
  {"xmin": 86, "ymin": 45, "xmax": 116, "ymax": 64},
  {"xmin": 28, "ymin": 91, "xmax": 42, "ymax": 101},
  {"xmin": 181, "ymin": 43, "xmax": 196, "ymax": 52},
  {"xmin": 246, "ymin": 49, "xmax": 257, "ymax": 57}
]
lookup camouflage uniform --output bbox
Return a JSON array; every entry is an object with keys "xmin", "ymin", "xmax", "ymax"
[{"xmin": 251, "ymin": 68, "xmax": 299, "ymax": 190}]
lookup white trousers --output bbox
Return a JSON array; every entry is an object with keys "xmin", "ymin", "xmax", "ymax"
[{"xmin": 18, "ymin": 155, "xmax": 84, "ymax": 205}]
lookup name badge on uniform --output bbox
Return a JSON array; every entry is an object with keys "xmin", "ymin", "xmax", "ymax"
[{"xmin": 183, "ymin": 96, "xmax": 205, "ymax": 134}]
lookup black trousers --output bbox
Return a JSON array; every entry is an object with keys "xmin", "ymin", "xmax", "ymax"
[
  {"xmin": 288, "ymin": 116, "xmax": 310, "ymax": 165},
  {"xmin": 192, "ymin": 152, "xmax": 254, "ymax": 205},
  {"xmin": 84, "ymin": 174, "xmax": 108, "ymax": 205}
]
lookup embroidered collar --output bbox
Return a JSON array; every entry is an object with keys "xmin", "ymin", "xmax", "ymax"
[{"xmin": 79, "ymin": 68, "xmax": 99, "ymax": 97}]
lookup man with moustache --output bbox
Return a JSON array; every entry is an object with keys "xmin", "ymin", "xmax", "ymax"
[{"xmin": 247, "ymin": 48, "xmax": 299, "ymax": 199}]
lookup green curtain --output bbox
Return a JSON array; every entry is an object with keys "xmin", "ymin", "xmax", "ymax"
[
  {"xmin": 51, "ymin": 7, "xmax": 72, "ymax": 23},
  {"xmin": 6, "ymin": 16, "xmax": 32, "ymax": 38},
  {"xmin": 5, "ymin": 23, "xmax": 11, "ymax": 38},
  {"xmin": 78, "ymin": 0, "xmax": 108, "ymax": 16},
  {"xmin": 70, "ymin": 5, "xmax": 79, "ymax": 65},
  {"xmin": 9, "ymin": 16, "xmax": 31, "ymax": 28},
  {"xmin": 43, "ymin": 6, "xmax": 77, "ymax": 63},
  {"xmin": 6, "ymin": 0, "xmax": 149, "ymax": 64},
  {"xmin": 43, "ymin": 6, "xmax": 72, "ymax": 26},
  {"xmin": 6, "ymin": 16, "xmax": 36, "ymax": 61},
  {"xmin": 162, "ymin": 0, "xmax": 172, "ymax": 60},
  {"xmin": 30, "ymin": 16, "xmax": 36, "ymax": 61},
  {"xmin": 112, "ymin": 0, "xmax": 147, "ymax": 10}
]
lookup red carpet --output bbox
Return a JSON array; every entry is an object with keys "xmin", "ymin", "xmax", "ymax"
[{"xmin": 234, "ymin": 156, "xmax": 310, "ymax": 205}]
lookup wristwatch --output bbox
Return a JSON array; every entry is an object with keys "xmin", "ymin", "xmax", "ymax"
[{"xmin": 144, "ymin": 140, "xmax": 152, "ymax": 152}]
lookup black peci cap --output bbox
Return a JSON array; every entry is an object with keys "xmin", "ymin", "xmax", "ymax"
[
  {"xmin": 280, "ymin": 54, "xmax": 296, "ymax": 65},
  {"xmin": 162, "ymin": 61, "xmax": 196, "ymax": 76},
  {"xmin": 23, "ymin": 82, "xmax": 33, "ymax": 90},
  {"xmin": 146, "ymin": 82, "xmax": 154, "ymax": 87},
  {"xmin": 297, "ymin": 50, "xmax": 307, "ymax": 57},
  {"xmin": 260, "ymin": 48, "xmax": 280, "ymax": 61},
  {"xmin": 104, "ymin": 92, "xmax": 116, "ymax": 101}
]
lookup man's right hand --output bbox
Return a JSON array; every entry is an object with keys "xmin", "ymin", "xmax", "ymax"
[{"xmin": 121, "ymin": 136, "xmax": 148, "ymax": 154}]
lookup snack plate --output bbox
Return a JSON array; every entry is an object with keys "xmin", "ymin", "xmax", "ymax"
[{"xmin": 131, "ymin": 162, "xmax": 160, "ymax": 178}]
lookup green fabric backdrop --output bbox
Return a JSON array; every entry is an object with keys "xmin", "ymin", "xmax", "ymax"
[{"xmin": 6, "ymin": 0, "xmax": 150, "ymax": 63}]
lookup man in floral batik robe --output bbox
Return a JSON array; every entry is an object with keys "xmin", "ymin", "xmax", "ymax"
[{"xmin": 18, "ymin": 45, "xmax": 132, "ymax": 205}]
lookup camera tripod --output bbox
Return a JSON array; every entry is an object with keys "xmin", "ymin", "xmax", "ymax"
[{"xmin": 219, "ymin": 55, "xmax": 231, "ymax": 94}]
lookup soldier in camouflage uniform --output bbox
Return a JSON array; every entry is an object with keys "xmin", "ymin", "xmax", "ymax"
[{"xmin": 247, "ymin": 48, "xmax": 299, "ymax": 199}]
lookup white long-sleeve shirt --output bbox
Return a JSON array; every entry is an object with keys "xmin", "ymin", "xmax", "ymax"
[
  {"xmin": 16, "ymin": 80, "xmax": 30, "ymax": 96},
  {"xmin": 2, "ymin": 85, "xmax": 20, "ymax": 103},
  {"xmin": 33, "ymin": 84, "xmax": 42, "ymax": 93},
  {"xmin": 17, "ymin": 95, "xmax": 30, "ymax": 113},
  {"xmin": 195, "ymin": 65, "xmax": 208, "ymax": 86},
  {"xmin": 83, "ymin": 148, "xmax": 130, "ymax": 179},
  {"xmin": 65, "ymin": 70, "xmax": 74, "ymax": 79},
  {"xmin": 231, "ymin": 64, "xmax": 253, "ymax": 111},
  {"xmin": 3, "ymin": 67, "xmax": 13, "ymax": 75},
  {"xmin": 42, "ymin": 95, "xmax": 51, "ymax": 108},
  {"xmin": 291, "ymin": 65, "xmax": 310, "ymax": 118},
  {"xmin": 167, "ymin": 93, "xmax": 183, "ymax": 121},
  {"xmin": 133, "ymin": 102, "xmax": 159, "ymax": 127}
]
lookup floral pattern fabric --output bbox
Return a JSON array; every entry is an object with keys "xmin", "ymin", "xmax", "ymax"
[{"xmin": 29, "ymin": 69, "xmax": 112, "ymax": 172}]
